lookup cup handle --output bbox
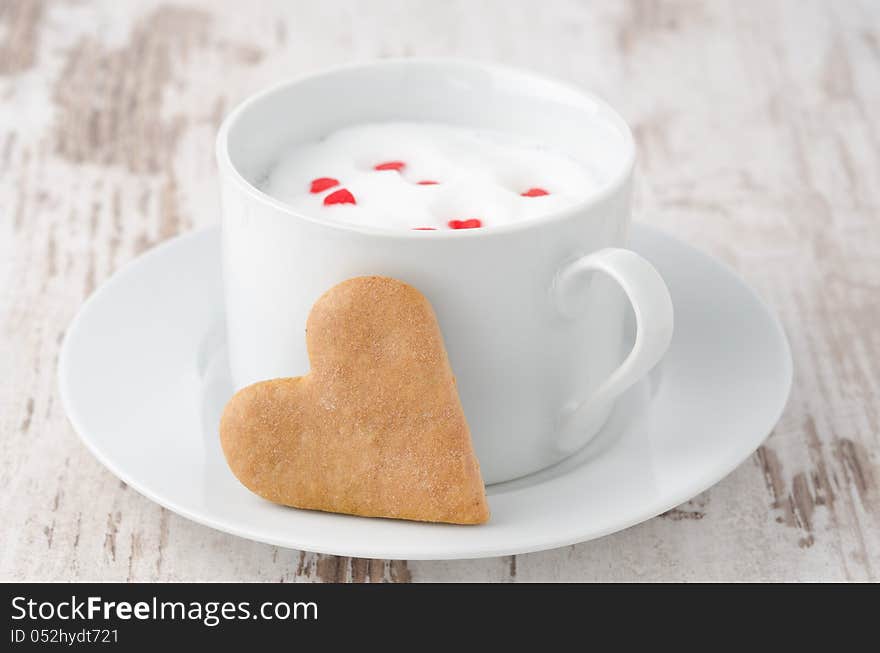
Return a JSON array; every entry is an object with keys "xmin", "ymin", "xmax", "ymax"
[{"xmin": 554, "ymin": 247, "xmax": 674, "ymax": 449}]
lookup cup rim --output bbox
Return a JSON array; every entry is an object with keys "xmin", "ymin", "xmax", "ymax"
[{"xmin": 216, "ymin": 58, "xmax": 636, "ymax": 240}]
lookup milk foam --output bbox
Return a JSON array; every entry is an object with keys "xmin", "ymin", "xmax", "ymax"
[{"xmin": 259, "ymin": 122, "xmax": 601, "ymax": 230}]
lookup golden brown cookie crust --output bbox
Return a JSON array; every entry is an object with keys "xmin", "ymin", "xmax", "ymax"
[{"xmin": 220, "ymin": 276, "xmax": 489, "ymax": 525}]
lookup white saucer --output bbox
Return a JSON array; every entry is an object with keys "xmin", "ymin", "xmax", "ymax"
[{"xmin": 58, "ymin": 224, "xmax": 791, "ymax": 560}]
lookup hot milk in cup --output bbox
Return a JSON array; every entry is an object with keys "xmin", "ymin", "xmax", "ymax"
[
  {"xmin": 258, "ymin": 122, "xmax": 602, "ymax": 230},
  {"xmin": 218, "ymin": 60, "xmax": 673, "ymax": 483}
]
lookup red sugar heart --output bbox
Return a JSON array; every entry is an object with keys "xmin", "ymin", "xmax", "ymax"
[
  {"xmin": 448, "ymin": 219, "xmax": 482, "ymax": 230},
  {"xmin": 374, "ymin": 161, "xmax": 406, "ymax": 171},
  {"xmin": 521, "ymin": 187, "xmax": 549, "ymax": 197},
  {"xmin": 323, "ymin": 188, "xmax": 356, "ymax": 206},
  {"xmin": 417, "ymin": 180, "xmax": 439, "ymax": 185},
  {"xmin": 309, "ymin": 177, "xmax": 340, "ymax": 193}
]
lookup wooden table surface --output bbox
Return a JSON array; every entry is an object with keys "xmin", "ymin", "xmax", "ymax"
[{"xmin": 1, "ymin": 0, "xmax": 877, "ymax": 582}]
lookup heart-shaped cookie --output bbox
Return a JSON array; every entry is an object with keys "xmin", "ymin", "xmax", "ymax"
[{"xmin": 220, "ymin": 276, "xmax": 489, "ymax": 525}]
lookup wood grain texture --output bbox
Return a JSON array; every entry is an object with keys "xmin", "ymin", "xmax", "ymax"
[{"xmin": 1, "ymin": 0, "xmax": 877, "ymax": 582}]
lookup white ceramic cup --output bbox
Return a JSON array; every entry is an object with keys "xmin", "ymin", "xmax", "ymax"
[{"xmin": 217, "ymin": 60, "xmax": 673, "ymax": 485}]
